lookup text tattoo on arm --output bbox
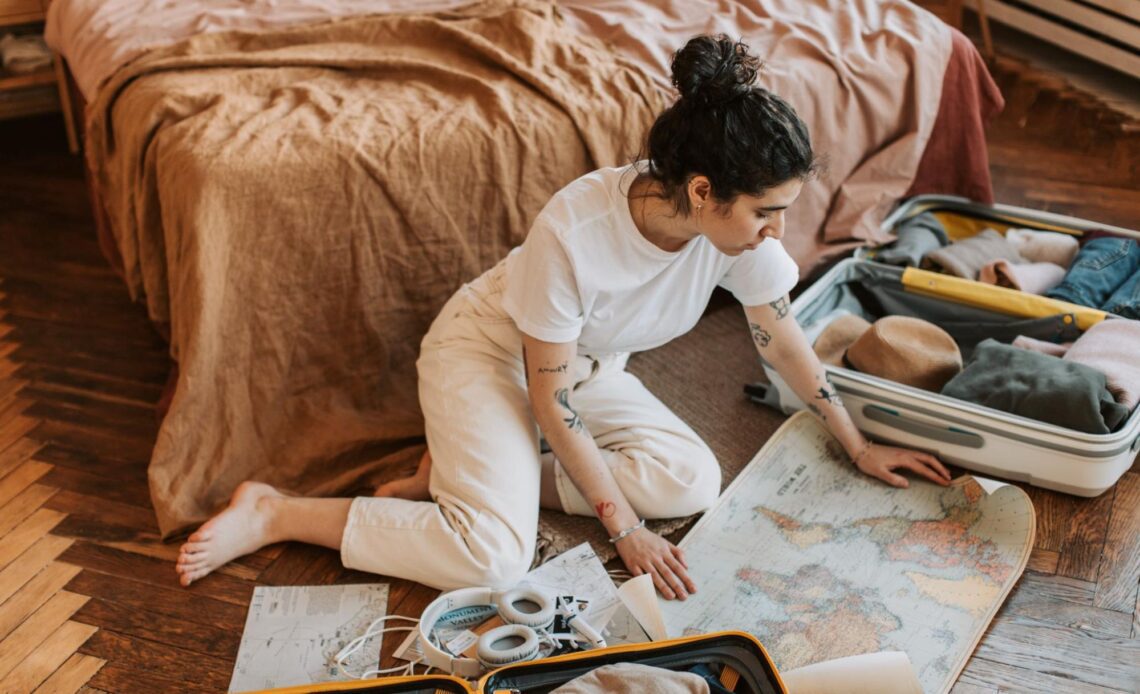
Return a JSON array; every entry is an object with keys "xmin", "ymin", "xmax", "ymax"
[
  {"xmin": 538, "ymin": 362, "xmax": 568, "ymax": 375},
  {"xmin": 749, "ymin": 322, "xmax": 772, "ymax": 348},
  {"xmin": 555, "ymin": 388, "xmax": 585, "ymax": 433}
]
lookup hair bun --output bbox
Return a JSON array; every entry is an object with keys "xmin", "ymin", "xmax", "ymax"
[{"xmin": 671, "ymin": 34, "xmax": 760, "ymax": 106}]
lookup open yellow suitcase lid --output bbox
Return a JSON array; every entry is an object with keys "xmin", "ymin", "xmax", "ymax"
[{"xmin": 244, "ymin": 630, "xmax": 785, "ymax": 694}]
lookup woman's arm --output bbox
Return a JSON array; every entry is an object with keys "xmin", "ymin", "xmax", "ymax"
[
  {"xmin": 522, "ymin": 334, "xmax": 696, "ymax": 599},
  {"xmin": 743, "ymin": 297, "xmax": 950, "ymax": 488}
]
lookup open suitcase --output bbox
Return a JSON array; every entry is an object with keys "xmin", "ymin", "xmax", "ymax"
[
  {"xmin": 245, "ymin": 630, "xmax": 786, "ymax": 693},
  {"xmin": 751, "ymin": 195, "xmax": 1140, "ymax": 497}
]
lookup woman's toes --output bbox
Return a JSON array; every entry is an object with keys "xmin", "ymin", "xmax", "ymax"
[
  {"xmin": 178, "ymin": 558, "xmax": 207, "ymax": 572},
  {"xmin": 181, "ymin": 567, "xmax": 207, "ymax": 586},
  {"xmin": 186, "ymin": 529, "xmax": 212, "ymax": 543},
  {"xmin": 174, "ymin": 480, "xmax": 282, "ymax": 589}
]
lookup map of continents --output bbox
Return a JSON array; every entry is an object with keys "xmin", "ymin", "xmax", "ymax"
[{"xmin": 660, "ymin": 412, "xmax": 1034, "ymax": 694}]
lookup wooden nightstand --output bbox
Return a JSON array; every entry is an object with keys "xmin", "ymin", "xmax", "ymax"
[{"xmin": 0, "ymin": 0, "xmax": 78, "ymax": 152}]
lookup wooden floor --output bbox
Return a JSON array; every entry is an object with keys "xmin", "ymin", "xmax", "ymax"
[{"xmin": 2, "ymin": 45, "xmax": 1139, "ymax": 694}]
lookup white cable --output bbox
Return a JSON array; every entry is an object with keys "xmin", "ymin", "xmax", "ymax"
[
  {"xmin": 334, "ymin": 616, "xmax": 421, "ymax": 680},
  {"xmin": 337, "ymin": 623, "xmax": 416, "ymax": 666},
  {"xmin": 358, "ymin": 656, "xmax": 422, "ymax": 679}
]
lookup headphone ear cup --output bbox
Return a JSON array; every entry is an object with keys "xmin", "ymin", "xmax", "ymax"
[
  {"xmin": 476, "ymin": 624, "xmax": 540, "ymax": 669},
  {"xmin": 497, "ymin": 587, "xmax": 556, "ymax": 631}
]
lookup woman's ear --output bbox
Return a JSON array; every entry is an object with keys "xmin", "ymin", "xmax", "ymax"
[{"xmin": 687, "ymin": 175, "xmax": 711, "ymax": 210}]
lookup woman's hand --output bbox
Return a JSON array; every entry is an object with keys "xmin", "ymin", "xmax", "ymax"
[
  {"xmin": 854, "ymin": 442, "xmax": 951, "ymax": 488},
  {"xmin": 614, "ymin": 528, "xmax": 696, "ymax": 601}
]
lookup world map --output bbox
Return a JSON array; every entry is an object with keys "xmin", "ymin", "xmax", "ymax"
[{"xmin": 660, "ymin": 412, "xmax": 1034, "ymax": 694}]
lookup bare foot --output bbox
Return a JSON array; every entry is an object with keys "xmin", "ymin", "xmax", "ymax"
[
  {"xmin": 373, "ymin": 448, "xmax": 432, "ymax": 501},
  {"xmin": 176, "ymin": 481, "xmax": 285, "ymax": 587}
]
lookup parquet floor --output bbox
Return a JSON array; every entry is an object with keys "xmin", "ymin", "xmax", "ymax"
[
  {"xmin": 0, "ymin": 301, "xmax": 105, "ymax": 693},
  {"xmin": 1, "ymin": 37, "xmax": 1139, "ymax": 694}
]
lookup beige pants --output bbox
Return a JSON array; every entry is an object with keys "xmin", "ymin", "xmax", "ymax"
[{"xmin": 340, "ymin": 262, "xmax": 720, "ymax": 590}]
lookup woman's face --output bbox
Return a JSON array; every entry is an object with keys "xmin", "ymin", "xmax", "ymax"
[{"xmin": 697, "ymin": 178, "xmax": 804, "ymax": 256}]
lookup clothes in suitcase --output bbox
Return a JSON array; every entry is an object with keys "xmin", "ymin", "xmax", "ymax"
[
  {"xmin": 242, "ymin": 631, "xmax": 786, "ymax": 694},
  {"xmin": 752, "ymin": 195, "xmax": 1140, "ymax": 497}
]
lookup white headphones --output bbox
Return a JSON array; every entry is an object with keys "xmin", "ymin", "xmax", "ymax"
[{"xmin": 418, "ymin": 585, "xmax": 605, "ymax": 678}]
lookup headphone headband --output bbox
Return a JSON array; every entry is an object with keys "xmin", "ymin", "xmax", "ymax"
[
  {"xmin": 418, "ymin": 585, "xmax": 555, "ymax": 678},
  {"xmin": 419, "ymin": 587, "xmax": 497, "ymax": 678}
]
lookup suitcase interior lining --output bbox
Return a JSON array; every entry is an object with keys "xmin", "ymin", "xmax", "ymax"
[
  {"xmin": 481, "ymin": 634, "xmax": 782, "ymax": 693},
  {"xmin": 797, "ymin": 261, "xmax": 1083, "ymax": 361}
]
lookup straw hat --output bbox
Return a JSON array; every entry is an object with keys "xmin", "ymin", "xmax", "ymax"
[
  {"xmin": 812, "ymin": 314, "xmax": 871, "ymax": 367},
  {"xmin": 812, "ymin": 315, "xmax": 962, "ymax": 392}
]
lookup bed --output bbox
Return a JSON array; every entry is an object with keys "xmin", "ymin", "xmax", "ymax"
[{"xmin": 45, "ymin": 0, "xmax": 1004, "ymax": 540}]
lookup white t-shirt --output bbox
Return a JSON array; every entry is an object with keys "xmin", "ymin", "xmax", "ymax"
[{"xmin": 501, "ymin": 164, "xmax": 799, "ymax": 354}]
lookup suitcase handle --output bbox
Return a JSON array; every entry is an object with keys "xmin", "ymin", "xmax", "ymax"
[{"xmin": 863, "ymin": 405, "xmax": 984, "ymax": 449}]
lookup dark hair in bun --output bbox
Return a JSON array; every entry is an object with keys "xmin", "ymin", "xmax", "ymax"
[
  {"xmin": 645, "ymin": 34, "xmax": 817, "ymax": 215},
  {"xmin": 671, "ymin": 33, "xmax": 759, "ymax": 106}
]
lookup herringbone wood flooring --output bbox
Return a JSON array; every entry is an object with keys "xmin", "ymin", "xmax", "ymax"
[
  {"xmin": 1, "ymin": 35, "xmax": 1139, "ymax": 694},
  {"xmin": 0, "ymin": 302, "xmax": 105, "ymax": 692}
]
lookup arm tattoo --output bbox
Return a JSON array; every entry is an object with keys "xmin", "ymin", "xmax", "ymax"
[
  {"xmin": 538, "ymin": 361, "xmax": 569, "ymax": 375},
  {"xmin": 555, "ymin": 388, "xmax": 585, "ymax": 433},
  {"xmin": 769, "ymin": 297, "xmax": 790, "ymax": 320},
  {"xmin": 749, "ymin": 322, "xmax": 772, "ymax": 348},
  {"xmin": 826, "ymin": 375, "xmax": 844, "ymax": 405},
  {"xmin": 807, "ymin": 403, "xmax": 827, "ymax": 421},
  {"xmin": 814, "ymin": 384, "xmax": 843, "ymax": 406},
  {"xmin": 594, "ymin": 501, "xmax": 616, "ymax": 519}
]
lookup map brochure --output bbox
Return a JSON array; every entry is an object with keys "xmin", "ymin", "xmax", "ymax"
[{"xmin": 228, "ymin": 583, "xmax": 390, "ymax": 693}]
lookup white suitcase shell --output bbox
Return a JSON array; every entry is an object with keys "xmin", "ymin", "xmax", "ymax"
[{"xmin": 755, "ymin": 196, "xmax": 1140, "ymax": 497}]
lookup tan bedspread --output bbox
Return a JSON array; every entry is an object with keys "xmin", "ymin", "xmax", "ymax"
[
  {"xmin": 556, "ymin": 0, "xmax": 953, "ymax": 264},
  {"xmin": 58, "ymin": 0, "xmax": 954, "ymax": 268},
  {"xmin": 87, "ymin": 1, "xmax": 665, "ymax": 536},
  {"xmin": 83, "ymin": 0, "xmax": 964, "ymax": 539}
]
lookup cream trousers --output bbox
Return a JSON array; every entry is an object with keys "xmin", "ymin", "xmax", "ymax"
[{"xmin": 340, "ymin": 262, "xmax": 720, "ymax": 590}]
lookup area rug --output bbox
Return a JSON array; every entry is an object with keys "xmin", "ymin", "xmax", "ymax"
[
  {"xmin": 659, "ymin": 411, "xmax": 1035, "ymax": 694},
  {"xmin": 535, "ymin": 299, "xmax": 787, "ymax": 565}
]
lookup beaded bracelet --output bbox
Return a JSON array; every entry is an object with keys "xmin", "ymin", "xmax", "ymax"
[
  {"xmin": 851, "ymin": 441, "xmax": 874, "ymax": 468},
  {"xmin": 608, "ymin": 518, "xmax": 646, "ymax": 544}
]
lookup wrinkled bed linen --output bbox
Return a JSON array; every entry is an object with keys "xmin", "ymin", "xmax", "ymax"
[
  {"xmin": 50, "ymin": 0, "xmax": 957, "ymax": 265},
  {"xmin": 904, "ymin": 28, "xmax": 1003, "ymax": 205},
  {"xmin": 64, "ymin": 0, "xmax": 974, "ymax": 537},
  {"xmin": 85, "ymin": 1, "xmax": 665, "ymax": 536}
]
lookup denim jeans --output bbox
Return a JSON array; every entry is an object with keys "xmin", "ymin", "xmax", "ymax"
[
  {"xmin": 1046, "ymin": 238, "xmax": 1140, "ymax": 317},
  {"xmin": 1104, "ymin": 266, "xmax": 1140, "ymax": 319}
]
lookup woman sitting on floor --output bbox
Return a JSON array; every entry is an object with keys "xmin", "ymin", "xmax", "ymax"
[{"xmin": 176, "ymin": 35, "xmax": 950, "ymax": 597}]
